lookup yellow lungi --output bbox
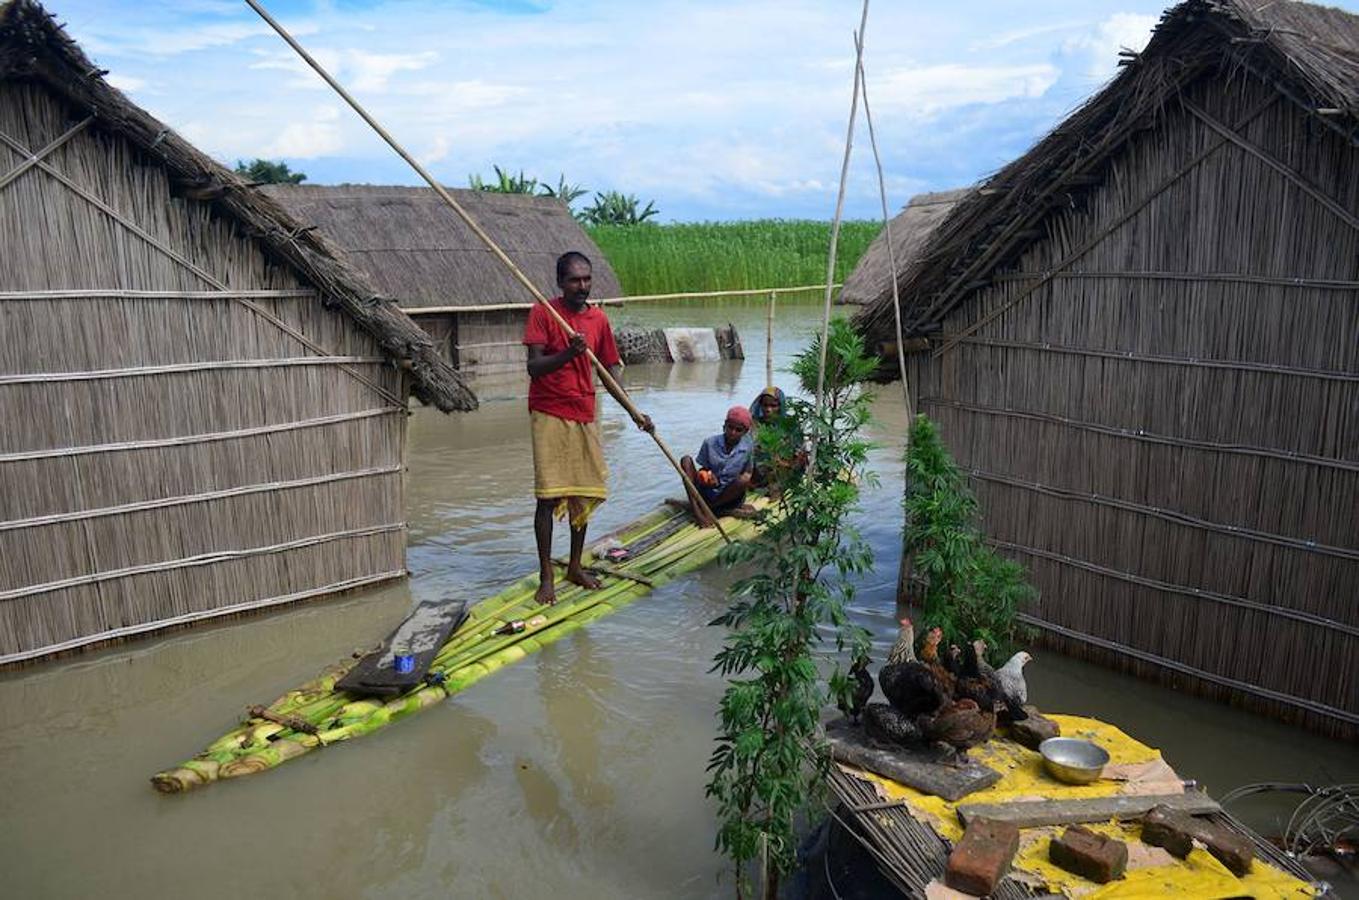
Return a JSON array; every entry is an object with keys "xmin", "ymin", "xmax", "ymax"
[{"xmin": 530, "ymin": 410, "xmax": 608, "ymax": 528}]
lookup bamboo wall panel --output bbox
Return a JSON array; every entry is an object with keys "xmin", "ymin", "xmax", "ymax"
[
  {"xmin": 0, "ymin": 530, "xmax": 406, "ymax": 659},
  {"xmin": 1, "ymin": 472, "xmax": 401, "ymax": 587},
  {"xmin": 904, "ymin": 65, "xmax": 1359, "ymax": 735},
  {"xmin": 0, "ymin": 364, "xmax": 400, "ymax": 453},
  {"xmin": 923, "ymin": 402, "xmax": 1357, "ymax": 548},
  {"xmin": 0, "ymin": 411, "xmax": 400, "ymax": 520},
  {"xmin": 455, "ymin": 309, "xmax": 528, "ymax": 373},
  {"xmin": 0, "ymin": 82, "xmax": 413, "ymax": 662}
]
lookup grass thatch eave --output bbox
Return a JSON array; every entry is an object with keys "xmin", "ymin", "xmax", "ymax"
[
  {"xmin": 853, "ymin": 0, "xmax": 1359, "ymax": 349},
  {"xmin": 0, "ymin": 0, "xmax": 476, "ymax": 412},
  {"xmin": 838, "ymin": 188, "xmax": 970, "ymax": 306},
  {"xmin": 260, "ymin": 184, "xmax": 624, "ymax": 309}
]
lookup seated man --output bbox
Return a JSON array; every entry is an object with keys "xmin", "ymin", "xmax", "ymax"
[{"xmin": 680, "ymin": 405, "xmax": 754, "ymax": 527}]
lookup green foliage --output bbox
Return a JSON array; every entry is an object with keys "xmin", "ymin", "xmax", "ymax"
[
  {"xmin": 234, "ymin": 158, "xmax": 306, "ymax": 184},
  {"xmin": 707, "ymin": 318, "xmax": 877, "ymax": 897},
  {"xmin": 903, "ymin": 415, "xmax": 1035, "ymax": 659},
  {"xmin": 539, "ymin": 175, "xmax": 588, "ymax": 205},
  {"xmin": 468, "ymin": 164, "xmax": 543, "ymax": 194},
  {"xmin": 577, "ymin": 190, "xmax": 660, "ymax": 226},
  {"xmin": 586, "ymin": 219, "xmax": 882, "ymax": 296}
]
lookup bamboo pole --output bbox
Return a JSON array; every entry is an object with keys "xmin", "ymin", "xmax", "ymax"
[
  {"xmin": 766, "ymin": 291, "xmax": 776, "ymax": 388},
  {"xmin": 245, "ymin": 0, "xmax": 728, "ymax": 541},
  {"xmin": 810, "ymin": 1, "xmax": 869, "ymax": 473},
  {"xmin": 855, "ymin": 45, "xmax": 912, "ymax": 421},
  {"xmin": 399, "ymin": 283, "xmax": 841, "ymax": 316}
]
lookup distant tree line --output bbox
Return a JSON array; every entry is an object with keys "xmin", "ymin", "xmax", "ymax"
[{"xmin": 234, "ymin": 158, "xmax": 307, "ymax": 184}]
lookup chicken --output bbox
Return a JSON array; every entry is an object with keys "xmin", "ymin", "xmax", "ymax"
[
  {"xmin": 838, "ymin": 655, "xmax": 874, "ymax": 724},
  {"xmin": 994, "ymin": 651, "xmax": 1032, "ymax": 710},
  {"xmin": 954, "ymin": 639, "xmax": 1002, "ymax": 712},
  {"xmin": 919, "ymin": 627, "xmax": 956, "ymax": 697},
  {"xmin": 877, "ymin": 619, "xmax": 950, "ymax": 718},
  {"xmin": 972, "ymin": 639, "xmax": 1029, "ymax": 722},
  {"xmin": 944, "ymin": 644, "xmax": 963, "ymax": 679},
  {"xmin": 862, "ymin": 702, "xmax": 925, "ymax": 747},
  {"xmin": 920, "ymin": 698, "xmax": 995, "ymax": 754}
]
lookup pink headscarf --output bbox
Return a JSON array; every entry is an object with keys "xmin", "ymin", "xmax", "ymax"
[{"xmin": 726, "ymin": 405, "xmax": 754, "ymax": 430}]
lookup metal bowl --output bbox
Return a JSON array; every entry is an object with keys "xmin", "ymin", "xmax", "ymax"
[{"xmin": 1039, "ymin": 737, "xmax": 1110, "ymax": 784}]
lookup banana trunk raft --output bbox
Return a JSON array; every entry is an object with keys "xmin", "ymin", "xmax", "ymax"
[{"xmin": 151, "ymin": 500, "xmax": 766, "ymax": 793}]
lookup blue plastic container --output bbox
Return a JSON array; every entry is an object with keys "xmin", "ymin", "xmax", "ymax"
[{"xmin": 393, "ymin": 652, "xmax": 416, "ymax": 674}]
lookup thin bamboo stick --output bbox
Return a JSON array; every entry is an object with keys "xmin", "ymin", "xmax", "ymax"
[
  {"xmin": 0, "ymin": 116, "xmax": 91, "ymax": 193},
  {"xmin": 766, "ymin": 291, "xmax": 775, "ymax": 388},
  {"xmin": 971, "ymin": 468, "xmax": 1359, "ymax": 560},
  {"xmin": 0, "ymin": 288, "xmax": 319, "ymax": 300},
  {"xmin": 812, "ymin": 3, "xmax": 869, "ymax": 469},
  {"xmin": 988, "ymin": 271, "xmax": 1359, "ymax": 290},
  {"xmin": 1017, "ymin": 615, "xmax": 1359, "ymax": 726},
  {"xmin": 990, "ymin": 538, "xmax": 1359, "ymax": 638},
  {"xmin": 942, "ymin": 334, "xmax": 1359, "ymax": 382},
  {"xmin": 0, "ymin": 355, "xmax": 384, "ymax": 386},
  {"xmin": 245, "ymin": 0, "xmax": 727, "ymax": 539},
  {"xmin": 400, "ymin": 283, "xmax": 841, "ymax": 316},
  {"xmin": 0, "ymin": 465, "xmax": 400, "ymax": 532},
  {"xmin": 855, "ymin": 43, "xmax": 912, "ymax": 420},
  {"xmin": 0, "ymin": 523, "xmax": 405, "ymax": 602},
  {"xmin": 0, "ymin": 408, "xmax": 400, "ymax": 464},
  {"xmin": 0, "ymin": 571, "xmax": 404, "ymax": 667}
]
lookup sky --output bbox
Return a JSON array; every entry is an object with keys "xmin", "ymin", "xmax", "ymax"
[{"xmin": 52, "ymin": 0, "xmax": 1359, "ymax": 222}]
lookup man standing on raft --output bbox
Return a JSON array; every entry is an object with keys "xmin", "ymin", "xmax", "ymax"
[{"xmin": 525, "ymin": 251, "xmax": 651, "ymax": 606}]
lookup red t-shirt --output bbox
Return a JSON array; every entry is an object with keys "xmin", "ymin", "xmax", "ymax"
[{"xmin": 523, "ymin": 297, "xmax": 621, "ymax": 422}]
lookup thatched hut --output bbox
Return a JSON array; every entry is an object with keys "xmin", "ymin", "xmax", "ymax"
[
  {"xmin": 0, "ymin": 0, "xmax": 477, "ymax": 665},
  {"xmin": 837, "ymin": 189, "xmax": 968, "ymax": 306},
  {"xmin": 856, "ymin": 0, "xmax": 1359, "ymax": 738},
  {"xmin": 262, "ymin": 184, "xmax": 623, "ymax": 377}
]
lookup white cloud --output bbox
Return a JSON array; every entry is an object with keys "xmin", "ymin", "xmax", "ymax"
[
  {"xmin": 105, "ymin": 74, "xmax": 146, "ymax": 93},
  {"xmin": 263, "ymin": 106, "xmax": 344, "ymax": 158},
  {"xmin": 1063, "ymin": 12, "xmax": 1159, "ymax": 79},
  {"xmin": 56, "ymin": 0, "xmax": 1210, "ymax": 220}
]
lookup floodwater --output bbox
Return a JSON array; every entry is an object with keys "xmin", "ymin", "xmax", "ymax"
[{"xmin": 1, "ymin": 301, "xmax": 1354, "ymax": 899}]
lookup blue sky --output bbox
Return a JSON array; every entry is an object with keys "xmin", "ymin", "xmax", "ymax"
[{"xmin": 55, "ymin": 0, "xmax": 1359, "ymax": 221}]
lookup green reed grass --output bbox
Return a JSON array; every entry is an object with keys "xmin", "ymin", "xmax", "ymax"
[{"xmin": 586, "ymin": 220, "xmax": 881, "ymax": 297}]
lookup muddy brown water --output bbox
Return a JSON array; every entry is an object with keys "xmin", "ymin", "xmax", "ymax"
[{"xmin": 1, "ymin": 302, "xmax": 1354, "ymax": 898}]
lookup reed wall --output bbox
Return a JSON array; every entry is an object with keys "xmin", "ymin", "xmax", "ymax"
[
  {"xmin": 905, "ymin": 71, "xmax": 1359, "ymax": 738},
  {"xmin": 0, "ymin": 81, "xmax": 410, "ymax": 663}
]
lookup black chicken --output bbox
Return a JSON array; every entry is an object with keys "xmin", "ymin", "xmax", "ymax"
[
  {"xmin": 956, "ymin": 639, "xmax": 1027, "ymax": 722},
  {"xmin": 878, "ymin": 619, "xmax": 950, "ymax": 718},
  {"xmin": 838, "ymin": 654, "xmax": 874, "ymax": 724},
  {"xmin": 863, "ymin": 702, "xmax": 924, "ymax": 747}
]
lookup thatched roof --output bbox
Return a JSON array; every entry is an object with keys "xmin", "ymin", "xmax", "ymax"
[
  {"xmin": 0, "ymin": 0, "xmax": 476, "ymax": 411},
  {"xmin": 837, "ymin": 189, "xmax": 969, "ymax": 306},
  {"xmin": 855, "ymin": 0, "xmax": 1359, "ymax": 346},
  {"xmin": 261, "ymin": 184, "xmax": 623, "ymax": 308}
]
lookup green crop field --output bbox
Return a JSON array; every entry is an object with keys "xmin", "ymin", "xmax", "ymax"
[{"xmin": 586, "ymin": 220, "xmax": 881, "ymax": 299}]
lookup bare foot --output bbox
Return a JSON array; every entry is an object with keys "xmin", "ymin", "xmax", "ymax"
[
  {"xmin": 535, "ymin": 578, "xmax": 557, "ymax": 607},
  {"xmin": 729, "ymin": 503, "xmax": 758, "ymax": 519},
  {"xmin": 564, "ymin": 567, "xmax": 603, "ymax": 590}
]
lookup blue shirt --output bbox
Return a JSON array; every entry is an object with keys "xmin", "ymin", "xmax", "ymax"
[{"xmin": 696, "ymin": 433, "xmax": 754, "ymax": 490}]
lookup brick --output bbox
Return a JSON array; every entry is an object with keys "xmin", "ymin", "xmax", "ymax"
[
  {"xmin": 1140, "ymin": 805, "xmax": 1254, "ymax": 876},
  {"xmin": 1048, "ymin": 825, "xmax": 1128, "ymax": 883},
  {"xmin": 945, "ymin": 816, "xmax": 1021, "ymax": 896},
  {"xmin": 1009, "ymin": 707, "xmax": 1060, "ymax": 750}
]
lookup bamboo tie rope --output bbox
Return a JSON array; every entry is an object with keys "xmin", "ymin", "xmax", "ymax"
[
  {"xmin": 245, "ymin": 0, "xmax": 728, "ymax": 541},
  {"xmin": 0, "ymin": 128, "xmax": 406, "ymax": 409},
  {"xmin": 810, "ymin": 0, "xmax": 869, "ymax": 474},
  {"xmin": 854, "ymin": 39, "xmax": 912, "ymax": 420}
]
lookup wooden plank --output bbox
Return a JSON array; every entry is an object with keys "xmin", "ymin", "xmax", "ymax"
[
  {"xmin": 335, "ymin": 598, "xmax": 469, "ymax": 697},
  {"xmin": 826, "ymin": 718, "xmax": 1002, "ymax": 802},
  {"xmin": 956, "ymin": 791, "xmax": 1221, "ymax": 829}
]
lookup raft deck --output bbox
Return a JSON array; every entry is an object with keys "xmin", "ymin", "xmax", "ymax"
[
  {"xmin": 826, "ymin": 714, "xmax": 1321, "ymax": 897},
  {"xmin": 152, "ymin": 500, "xmax": 766, "ymax": 792}
]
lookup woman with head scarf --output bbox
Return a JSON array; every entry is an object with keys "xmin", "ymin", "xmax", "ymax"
[{"xmin": 748, "ymin": 386, "xmax": 805, "ymax": 489}]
